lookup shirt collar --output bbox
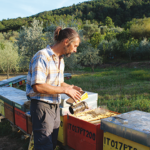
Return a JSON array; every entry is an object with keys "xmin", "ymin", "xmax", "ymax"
[{"xmin": 46, "ymin": 45, "xmax": 64, "ymax": 59}]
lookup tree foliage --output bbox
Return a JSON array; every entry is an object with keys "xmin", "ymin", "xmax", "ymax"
[
  {"xmin": 129, "ymin": 18, "xmax": 150, "ymax": 39},
  {"xmin": 0, "ymin": 41, "xmax": 19, "ymax": 78},
  {"xmin": 64, "ymin": 53, "xmax": 82, "ymax": 72},
  {"xmin": 104, "ymin": 16, "xmax": 115, "ymax": 28},
  {"xmin": 17, "ymin": 18, "xmax": 47, "ymax": 71},
  {"xmin": 90, "ymin": 32, "xmax": 101, "ymax": 48},
  {"xmin": 1, "ymin": 0, "xmax": 150, "ymax": 33},
  {"xmin": 78, "ymin": 43, "xmax": 102, "ymax": 71},
  {"xmin": 83, "ymin": 24, "xmax": 100, "ymax": 40}
]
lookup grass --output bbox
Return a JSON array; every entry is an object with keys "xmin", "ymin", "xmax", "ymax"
[
  {"xmin": 65, "ymin": 67, "xmax": 150, "ymax": 113},
  {"xmin": 16, "ymin": 67, "xmax": 150, "ymax": 113},
  {"xmin": 18, "ymin": 67, "xmax": 150, "ymax": 113}
]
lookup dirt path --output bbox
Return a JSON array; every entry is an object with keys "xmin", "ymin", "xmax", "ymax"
[{"xmin": 0, "ymin": 73, "xmax": 27, "ymax": 81}]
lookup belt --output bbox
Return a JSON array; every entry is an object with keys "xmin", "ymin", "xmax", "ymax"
[{"xmin": 31, "ymin": 99, "xmax": 58, "ymax": 107}]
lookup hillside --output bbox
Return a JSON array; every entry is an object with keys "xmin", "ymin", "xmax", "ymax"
[{"xmin": 0, "ymin": 0, "xmax": 150, "ymax": 32}]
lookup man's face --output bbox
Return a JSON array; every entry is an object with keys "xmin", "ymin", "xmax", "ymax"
[{"xmin": 64, "ymin": 37, "xmax": 80, "ymax": 57}]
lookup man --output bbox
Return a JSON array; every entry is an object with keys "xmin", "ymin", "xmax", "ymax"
[{"xmin": 26, "ymin": 26, "xmax": 82, "ymax": 150}]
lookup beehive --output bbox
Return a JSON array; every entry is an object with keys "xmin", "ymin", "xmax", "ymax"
[
  {"xmin": 60, "ymin": 91, "xmax": 98, "ymax": 107},
  {"xmin": 4, "ymin": 102, "xmax": 15, "ymax": 124},
  {"xmin": 73, "ymin": 108, "xmax": 117, "ymax": 124},
  {"xmin": 64, "ymin": 73, "xmax": 72, "ymax": 80},
  {"xmin": 67, "ymin": 108, "xmax": 119, "ymax": 150},
  {"xmin": 0, "ymin": 94, "xmax": 15, "ymax": 124},
  {"xmin": 57, "ymin": 115, "xmax": 67, "ymax": 145},
  {"xmin": 58, "ymin": 93, "xmax": 98, "ymax": 146},
  {"xmin": 15, "ymin": 108, "xmax": 27, "ymax": 132},
  {"xmin": 0, "ymin": 99, "xmax": 5, "ymax": 116},
  {"xmin": 0, "ymin": 87, "xmax": 29, "ymax": 132},
  {"xmin": 26, "ymin": 111, "xmax": 32, "ymax": 135},
  {"xmin": 0, "ymin": 75, "xmax": 26, "ymax": 87},
  {"xmin": 101, "ymin": 110, "xmax": 150, "ymax": 150}
]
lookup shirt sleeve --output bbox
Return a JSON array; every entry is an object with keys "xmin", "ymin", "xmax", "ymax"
[{"xmin": 31, "ymin": 57, "xmax": 47, "ymax": 86}]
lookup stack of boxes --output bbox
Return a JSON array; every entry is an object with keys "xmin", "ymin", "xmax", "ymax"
[
  {"xmin": 0, "ymin": 75, "xmax": 27, "ymax": 87},
  {"xmin": 101, "ymin": 110, "xmax": 150, "ymax": 150},
  {"xmin": 66, "ymin": 109, "xmax": 119, "ymax": 150},
  {"xmin": 64, "ymin": 73, "xmax": 72, "ymax": 80},
  {"xmin": 58, "ymin": 91, "xmax": 98, "ymax": 145},
  {"xmin": 0, "ymin": 87, "xmax": 30, "ymax": 134}
]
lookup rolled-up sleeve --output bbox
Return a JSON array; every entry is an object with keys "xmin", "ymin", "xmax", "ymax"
[{"xmin": 31, "ymin": 57, "xmax": 47, "ymax": 86}]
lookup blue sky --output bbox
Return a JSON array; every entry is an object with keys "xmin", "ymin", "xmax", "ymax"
[{"xmin": 0, "ymin": 0, "xmax": 88, "ymax": 21}]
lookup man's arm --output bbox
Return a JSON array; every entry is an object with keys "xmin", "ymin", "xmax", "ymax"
[
  {"xmin": 61, "ymin": 82, "xmax": 82, "ymax": 92},
  {"xmin": 33, "ymin": 83, "xmax": 81, "ymax": 102}
]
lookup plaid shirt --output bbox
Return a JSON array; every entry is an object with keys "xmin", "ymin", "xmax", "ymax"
[{"xmin": 26, "ymin": 45, "xmax": 64, "ymax": 104}]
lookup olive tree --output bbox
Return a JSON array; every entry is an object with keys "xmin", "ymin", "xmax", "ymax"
[
  {"xmin": 125, "ymin": 38, "xmax": 139, "ymax": 61},
  {"xmin": 17, "ymin": 18, "xmax": 47, "ymax": 71},
  {"xmin": 78, "ymin": 44, "xmax": 102, "ymax": 72},
  {"xmin": 83, "ymin": 24, "xmax": 100, "ymax": 40},
  {"xmin": 0, "ymin": 41, "xmax": 19, "ymax": 79},
  {"xmin": 135, "ymin": 38, "xmax": 150, "ymax": 60}
]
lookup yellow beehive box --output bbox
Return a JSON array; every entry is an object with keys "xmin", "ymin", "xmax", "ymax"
[
  {"xmin": 0, "ymin": 99, "xmax": 5, "ymax": 116},
  {"xmin": 103, "ymin": 132, "xmax": 150, "ymax": 150},
  {"xmin": 101, "ymin": 110, "xmax": 150, "ymax": 150},
  {"xmin": 57, "ymin": 115, "xmax": 67, "ymax": 145}
]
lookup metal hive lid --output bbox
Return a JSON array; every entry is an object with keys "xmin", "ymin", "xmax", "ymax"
[
  {"xmin": 0, "ymin": 87, "xmax": 28, "ymax": 105},
  {"xmin": 101, "ymin": 110, "xmax": 150, "ymax": 147},
  {"xmin": 0, "ymin": 75, "xmax": 26, "ymax": 86},
  {"xmin": 60, "ymin": 91, "xmax": 98, "ymax": 107}
]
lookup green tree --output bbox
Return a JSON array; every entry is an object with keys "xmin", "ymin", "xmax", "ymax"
[
  {"xmin": 64, "ymin": 53, "xmax": 82, "ymax": 72},
  {"xmin": 0, "ymin": 41, "xmax": 19, "ymax": 79},
  {"xmin": 105, "ymin": 16, "xmax": 115, "ymax": 28},
  {"xmin": 105, "ymin": 30, "xmax": 117, "ymax": 41},
  {"xmin": 135, "ymin": 38, "xmax": 150, "ymax": 60},
  {"xmin": 17, "ymin": 18, "xmax": 47, "ymax": 71},
  {"xmin": 83, "ymin": 24, "xmax": 100, "ymax": 40},
  {"xmin": 0, "ymin": 22, "xmax": 5, "ymax": 31},
  {"xmin": 78, "ymin": 44, "xmax": 102, "ymax": 72},
  {"xmin": 90, "ymin": 32, "xmax": 101, "ymax": 48},
  {"xmin": 0, "ymin": 33, "xmax": 4, "ymax": 40},
  {"xmin": 124, "ymin": 38, "xmax": 139, "ymax": 61},
  {"xmin": 98, "ymin": 39, "xmax": 121, "ymax": 62}
]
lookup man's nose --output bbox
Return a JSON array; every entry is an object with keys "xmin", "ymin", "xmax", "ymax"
[{"xmin": 74, "ymin": 48, "xmax": 77, "ymax": 53}]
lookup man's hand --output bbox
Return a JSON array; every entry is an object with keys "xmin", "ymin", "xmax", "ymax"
[
  {"xmin": 64, "ymin": 85, "xmax": 81, "ymax": 103},
  {"xmin": 73, "ymin": 85, "xmax": 83, "ymax": 92}
]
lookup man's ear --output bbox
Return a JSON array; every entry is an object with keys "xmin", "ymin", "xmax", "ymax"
[{"xmin": 63, "ymin": 38, "xmax": 69, "ymax": 46}]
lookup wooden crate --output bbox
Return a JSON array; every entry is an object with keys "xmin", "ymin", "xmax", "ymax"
[
  {"xmin": 67, "ymin": 115, "xmax": 102, "ymax": 150},
  {"xmin": 67, "ymin": 109, "xmax": 119, "ymax": 150},
  {"xmin": 4, "ymin": 102, "xmax": 15, "ymax": 124},
  {"xmin": 14, "ymin": 108, "xmax": 27, "ymax": 132},
  {"xmin": 27, "ymin": 114, "xmax": 32, "ymax": 135}
]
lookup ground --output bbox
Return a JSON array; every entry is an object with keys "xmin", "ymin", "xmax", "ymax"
[
  {"xmin": 0, "ymin": 135, "xmax": 24, "ymax": 150},
  {"xmin": 0, "ymin": 116, "xmax": 28, "ymax": 150}
]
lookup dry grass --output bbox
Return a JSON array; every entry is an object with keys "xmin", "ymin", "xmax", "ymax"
[
  {"xmin": 0, "ymin": 75, "xmax": 15, "ymax": 81},
  {"xmin": 0, "ymin": 73, "xmax": 28, "ymax": 81}
]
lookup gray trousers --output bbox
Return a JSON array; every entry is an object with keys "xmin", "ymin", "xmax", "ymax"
[{"xmin": 30, "ymin": 99, "xmax": 60, "ymax": 150}]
